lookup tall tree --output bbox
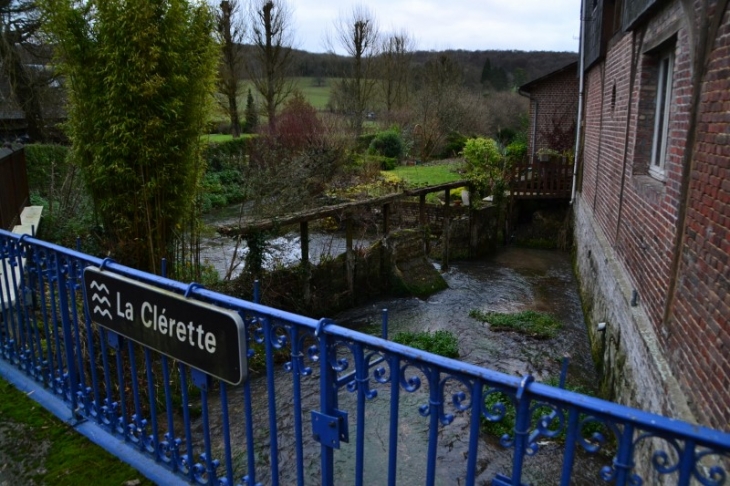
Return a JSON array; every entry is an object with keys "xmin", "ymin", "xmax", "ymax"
[
  {"xmin": 248, "ymin": 0, "xmax": 295, "ymax": 132},
  {"xmin": 412, "ymin": 53, "xmax": 470, "ymax": 159},
  {"xmin": 215, "ymin": 0, "xmax": 246, "ymax": 137},
  {"xmin": 378, "ymin": 30, "xmax": 414, "ymax": 116},
  {"xmin": 0, "ymin": 0, "xmax": 52, "ymax": 141},
  {"xmin": 331, "ymin": 4, "xmax": 379, "ymax": 136},
  {"xmin": 481, "ymin": 56, "xmax": 509, "ymax": 91},
  {"xmin": 41, "ymin": 0, "xmax": 218, "ymax": 273}
]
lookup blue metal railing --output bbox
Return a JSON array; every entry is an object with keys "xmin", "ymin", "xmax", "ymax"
[{"xmin": 1, "ymin": 228, "xmax": 729, "ymax": 485}]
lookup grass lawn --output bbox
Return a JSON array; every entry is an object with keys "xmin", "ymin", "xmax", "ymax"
[
  {"xmin": 0, "ymin": 377, "xmax": 154, "ymax": 485},
  {"xmin": 388, "ymin": 159, "xmax": 466, "ymax": 187},
  {"xmin": 210, "ymin": 77, "xmax": 334, "ymax": 127},
  {"xmin": 292, "ymin": 77, "xmax": 333, "ymax": 110},
  {"xmin": 201, "ymin": 133, "xmax": 256, "ymax": 143},
  {"xmin": 236, "ymin": 77, "xmax": 334, "ymax": 111}
]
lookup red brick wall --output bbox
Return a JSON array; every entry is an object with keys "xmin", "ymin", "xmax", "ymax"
[
  {"xmin": 592, "ymin": 33, "xmax": 634, "ymax": 247},
  {"xmin": 578, "ymin": 0, "xmax": 730, "ymax": 428},
  {"xmin": 580, "ymin": 66, "xmax": 604, "ymax": 210},
  {"xmin": 615, "ymin": 3, "xmax": 691, "ymax": 330},
  {"xmin": 525, "ymin": 68, "xmax": 578, "ymax": 156},
  {"xmin": 666, "ymin": 4, "xmax": 730, "ymax": 430}
]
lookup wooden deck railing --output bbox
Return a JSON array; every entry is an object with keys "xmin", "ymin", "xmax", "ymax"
[{"xmin": 509, "ymin": 156, "xmax": 573, "ymax": 199}]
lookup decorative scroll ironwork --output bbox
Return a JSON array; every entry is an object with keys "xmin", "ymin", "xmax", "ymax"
[{"xmin": 1, "ymin": 229, "xmax": 729, "ymax": 486}]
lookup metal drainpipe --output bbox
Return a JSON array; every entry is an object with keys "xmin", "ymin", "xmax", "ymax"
[
  {"xmin": 571, "ymin": 0, "xmax": 588, "ymax": 204},
  {"xmin": 518, "ymin": 89, "xmax": 538, "ymax": 160}
]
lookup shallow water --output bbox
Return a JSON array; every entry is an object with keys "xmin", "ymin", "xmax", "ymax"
[
  {"xmin": 336, "ymin": 247, "xmax": 596, "ymax": 384},
  {"xmin": 192, "ymin": 246, "xmax": 609, "ymax": 485}
]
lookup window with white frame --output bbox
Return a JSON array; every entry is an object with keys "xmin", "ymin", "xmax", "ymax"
[{"xmin": 649, "ymin": 47, "xmax": 674, "ymax": 180}]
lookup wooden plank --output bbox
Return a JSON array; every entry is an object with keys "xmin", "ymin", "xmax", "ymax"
[
  {"xmin": 20, "ymin": 205, "xmax": 43, "ymax": 226},
  {"xmin": 2, "ymin": 205, "xmax": 42, "ymax": 310}
]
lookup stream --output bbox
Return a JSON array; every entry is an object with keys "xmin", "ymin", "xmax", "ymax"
[{"xmin": 195, "ymin": 224, "xmax": 608, "ymax": 484}]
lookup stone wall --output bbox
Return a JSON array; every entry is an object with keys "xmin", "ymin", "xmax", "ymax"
[
  {"xmin": 574, "ymin": 199, "xmax": 694, "ymax": 420},
  {"xmin": 573, "ymin": 199, "xmax": 696, "ymax": 482},
  {"xmin": 391, "ymin": 201, "xmax": 500, "ymax": 259}
]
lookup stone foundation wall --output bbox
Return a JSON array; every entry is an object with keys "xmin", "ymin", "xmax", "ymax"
[{"xmin": 573, "ymin": 198, "xmax": 697, "ymax": 480}]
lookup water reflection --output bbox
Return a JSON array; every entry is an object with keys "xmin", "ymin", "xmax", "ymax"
[{"xmin": 200, "ymin": 231, "xmax": 372, "ymax": 279}]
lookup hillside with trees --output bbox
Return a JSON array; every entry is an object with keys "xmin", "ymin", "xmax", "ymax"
[{"xmin": 291, "ymin": 48, "xmax": 578, "ymax": 91}]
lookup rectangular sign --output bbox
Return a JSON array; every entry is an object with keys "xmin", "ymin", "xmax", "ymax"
[{"xmin": 83, "ymin": 267, "xmax": 246, "ymax": 385}]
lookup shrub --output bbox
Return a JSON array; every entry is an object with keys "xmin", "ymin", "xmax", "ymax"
[
  {"xmin": 392, "ymin": 329, "xmax": 459, "ymax": 358},
  {"xmin": 505, "ymin": 140, "xmax": 527, "ymax": 162},
  {"xmin": 204, "ymin": 137, "xmax": 251, "ymax": 171},
  {"xmin": 439, "ymin": 131, "xmax": 467, "ymax": 158},
  {"xmin": 356, "ymin": 133, "xmax": 377, "ymax": 152},
  {"xmin": 23, "ymin": 144, "xmax": 71, "ymax": 195},
  {"xmin": 368, "ymin": 130, "xmax": 403, "ymax": 159},
  {"xmin": 370, "ymin": 155, "xmax": 398, "ymax": 170},
  {"xmin": 275, "ymin": 91, "xmax": 324, "ymax": 152},
  {"xmin": 468, "ymin": 309, "xmax": 562, "ymax": 339},
  {"xmin": 462, "ymin": 137, "xmax": 507, "ymax": 201},
  {"xmin": 201, "ymin": 140, "xmax": 249, "ymax": 211},
  {"xmin": 23, "ymin": 144, "xmax": 100, "ymax": 253}
]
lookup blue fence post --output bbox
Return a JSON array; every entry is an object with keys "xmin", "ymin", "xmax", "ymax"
[
  {"xmin": 511, "ymin": 375, "xmax": 534, "ymax": 486},
  {"xmin": 54, "ymin": 252, "xmax": 80, "ymax": 422},
  {"xmin": 613, "ymin": 423, "xmax": 636, "ymax": 485},
  {"xmin": 316, "ymin": 319, "xmax": 337, "ymax": 486},
  {"xmin": 190, "ymin": 368, "xmax": 219, "ymax": 485}
]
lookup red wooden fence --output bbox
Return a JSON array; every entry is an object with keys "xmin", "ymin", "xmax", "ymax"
[{"xmin": 509, "ymin": 156, "xmax": 573, "ymax": 199}]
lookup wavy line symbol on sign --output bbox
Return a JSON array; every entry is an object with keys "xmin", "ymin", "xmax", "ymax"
[
  {"xmin": 91, "ymin": 293, "xmax": 110, "ymax": 306},
  {"xmin": 93, "ymin": 306, "xmax": 112, "ymax": 318},
  {"xmin": 90, "ymin": 281, "xmax": 109, "ymax": 293}
]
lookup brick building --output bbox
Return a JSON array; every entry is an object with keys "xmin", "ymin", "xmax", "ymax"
[
  {"xmin": 519, "ymin": 62, "xmax": 578, "ymax": 160},
  {"xmin": 574, "ymin": 0, "xmax": 730, "ymax": 431}
]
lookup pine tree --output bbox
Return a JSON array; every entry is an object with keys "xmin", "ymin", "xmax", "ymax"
[
  {"xmin": 244, "ymin": 88, "xmax": 258, "ymax": 133},
  {"xmin": 480, "ymin": 57, "xmax": 492, "ymax": 85}
]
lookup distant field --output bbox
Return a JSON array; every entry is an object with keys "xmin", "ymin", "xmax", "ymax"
[
  {"xmin": 292, "ymin": 77, "xmax": 333, "ymax": 110},
  {"xmin": 389, "ymin": 159, "xmax": 466, "ymax": 187},
  {"xmin": 211, "ymin": 77, "xmax": 335, "ymax": 126},
  {"xmin": 238, "ymin": 77, "xmax": 333, "ymax": 110}
]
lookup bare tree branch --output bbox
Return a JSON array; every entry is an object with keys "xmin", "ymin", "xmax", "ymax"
[
  {"xmin": 214, "ymin": 0, "xmax": 246, "ymax": 137},
  {"xmin": 330, "ymin": 4, "xmax": 379, "ymax": 136},
  {"xmin": 247, "ymin": 0, "xmax": 296, "ymax": 132}
]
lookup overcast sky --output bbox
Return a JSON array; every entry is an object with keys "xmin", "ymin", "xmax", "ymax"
[{"xmin": 291, "ymin": 0, "xmax": 582, "ymax": 54}]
